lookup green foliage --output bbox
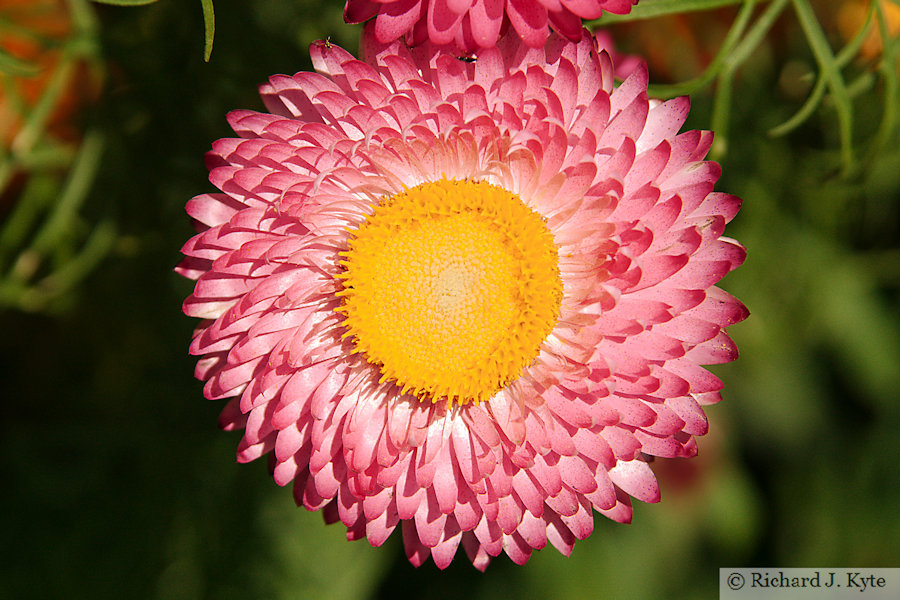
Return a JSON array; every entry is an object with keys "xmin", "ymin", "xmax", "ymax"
[
  {"xmin": 200, "ymin": 0, "xmax": 215, "ymax": 62},
  {"xmin": 90, "ymin": 0, "xmax": 216, "ymax": 61},
  {"xmin": 592, "ymin": 0, "xmax": 900, "ymax": 172},
  {"xmin": 90, "ymin": 0, "xmax": 159, "ymax": 5},
  {"xmin": 0, "ymin": 47, "xmax": 42, "ymax": 76},
  {"xmin": 597, "ymin": 0, "xmax": 754, "ymax": 21},
  {"xmin": 0, "ymin": 0, "xmax": 113, "ymax": 312}
]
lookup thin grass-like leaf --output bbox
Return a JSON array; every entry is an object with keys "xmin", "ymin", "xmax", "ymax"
[
  {"xmin": 872, "ymin": 1, "xmax": 900, "ymax": 152},
  {"xmin": 31, "ymin": 130, "xmax": 105, "ymax": 254},
  {"xmin": 770, "ymin": 0, "xmax": 874, "ymax": 137},
  {"xmin": 201, "ymin": 0, "xmax": 215, "ymax": 62},
  {"xmin": 708, "ymin": 0, "xmax": 789, "ymax": 158},
  {"xmin": 591, "ymin": 0, "xmax": 771, "ymax": 25},
  {"xmin": 0, "ymin": 175, "xmax": 54, "ymax": 270},
  {"xmin": 0, "ymin": 48, "xmax": 40, "ymax": 76},
  {"xmin": 792, "ymin": 0, "xmax": 855, "ymax": 175},
  {"xmin": 648, "ymin": 0, "xmax": 757, "ymax": 98},
  {"xmin": 90, "ymin": 0, "xmax": 158, "ymax": 6},
  {"xmin": 725, "ymin": 0, "xmax": 789, "ymax": 69},
  {"xmin": 11, "ymin": 51, "xmax": 76, "ymax": 156},
  {"xmin": 845, "ymin": 71, "xmax": 877, "ymax": 98},
  {"xmin": 710, "ymin": 67, "xmax": 735, "ymax": 160},
  {"xmin": 30, "ymin": 219, "xmax": 116, "ymax": 310},
  {"xmin": 70, "ymin": 0, "xmax": 102, "ymax": 39},
  {"xmin": 0, "ymin": 67, "xmax": 29, "ymax": 158}
]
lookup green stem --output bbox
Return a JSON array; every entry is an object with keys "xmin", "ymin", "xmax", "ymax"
[
  {"xmin": 844, "ymin": 71, "xmax": 876, "ymax": 98},
  {"xmin": 31, "ymin": 129, "xmax": 105, "ymax": 253},
  {"xmin": 0, "ymin": 48, "xmax": 40, "ymax": 76},
  {"xmin": 23, "ymin": 219, "xmax": 117, "ymax": 312},
  {"xmin": 648, "ymin": 0, "xmax": 757, "ymax": 98},
  {"xmin": 0, "ymin": 176, "xmax": 54, "ymax": 270},
  {"xmin": 871, "ymin": 1, "xmax": 900, "ymax": 153},
  {"xmin": 68, "ymin": 0, "xmax": 102, "ymax": 42},
  {"xmin": 791, "ymin": 0, "xmax": 855, "ymax": 176},
  {"xmin": 201, "ymin": 0, "xmax": 215, "ymax": 62},
  {"xmin": 89, "ymin": 0, "xmax": 159, "ymax": 6},
  {"xmin": 10, "ymin": 49, "xmax": 76, "ymax": 156},
  {"xmin": 770, "ymin": 0, "xmax": 875, "ymax": 137},
  {"xmin": 723, "ymin": 0, "xmax": 789, "ymax": 70},
  {"xmin": 710, "ymin": 67, "xmax": 735, "ymax": 161},
  {"xmin": 708, "ymin": 0, "xmax": 789, "ymax": 160},
  {"xmin": 591, "ymin": 0, "xmax": 775, "ymax": 25}
]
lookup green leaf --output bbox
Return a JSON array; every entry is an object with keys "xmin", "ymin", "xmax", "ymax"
[
  {"xmin": 590, "ymin": 0, "xmax": 768, "ymax": 25},
  {"xmin": 0, "ymin": 48, "xmax": 40, "ymax": 77},
  {"xmin": 31, "ymin": 130, "xmax": 106, "ymax": 255},
  {"xmin": 708, "ymin": 0, "xmax": 789, "ymax": 157},
  {"xmin": 792, "ymin": 0, "xmax": 856, "ymax": 175},
  {"xmin": 89, "ymin": 0, "xmax": 159, "ymax": 6},
  {"xmin": 725, "ymin": 0, "xmax": 790, "ymax": 71},
  {"xmin": 872, "ymin": 0, "xmax": 900, "ymax": 152},
  {"xmin": 647, "ymin": 0, "xmax": 757, "ymax": 98},
  {"xmin": 770, "ymin": 0, "xmax": 874, "ymax": 138},
  {"xmin": 201, "ymin": 0, "xmax": 215, "ymax": 62}
]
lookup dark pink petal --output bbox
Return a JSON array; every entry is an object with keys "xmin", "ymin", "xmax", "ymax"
[
  {"xmin": 427, "ymin": 0, "xmax": 469, "ymax": 45},
  {"xmin": 344, "ymin": 0, "xmax": 381, "ymax": 23},
  {"xmin": 506, "ymin": 0, "xmax": 550, "ymax": 48},
  {"xmin": 467, "ymin": 0, "xmax": 504, "ymax": 47},
  {"xmin": 374, "ymin": 0, "xmax": 425, "ymax": 43}
]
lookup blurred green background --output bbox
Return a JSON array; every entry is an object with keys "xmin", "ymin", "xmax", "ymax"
[{"xmin": 1, "ymin": 0, "xmax": 898, "ymax": 598}]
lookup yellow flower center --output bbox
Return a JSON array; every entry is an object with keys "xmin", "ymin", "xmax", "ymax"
[{"xmin": 337, "ymin": 178, "xmax": 562, "ymax": 406}]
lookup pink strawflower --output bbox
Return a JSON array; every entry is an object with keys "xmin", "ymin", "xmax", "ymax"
[
  {"xmin": 344, "ymin": 0, "xmax": 638, "ymax": 51},
  {"xmin": 594, "ymin": 30, "xmax": 642, "ymax": 80},
  {"xmin": 178, "ymin": 26, "xmax": 747, "ymax": 570}
]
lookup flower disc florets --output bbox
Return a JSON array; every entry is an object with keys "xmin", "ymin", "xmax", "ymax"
[
  {"xmin": 338, "ymin": 178, "xmax": 562, "ymax": 406},
  {"xmin": 178, "ymin": 26, "xmax": 748, "ymax": 570}
]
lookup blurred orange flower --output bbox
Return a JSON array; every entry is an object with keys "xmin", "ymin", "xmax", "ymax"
[
  {"xmin": 0, "ymin": 0, "xmax": 99, "ymax": 147},
  {"xmin": 837, "ymin": 0, "xmax": 900, "ymax": 60}
]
